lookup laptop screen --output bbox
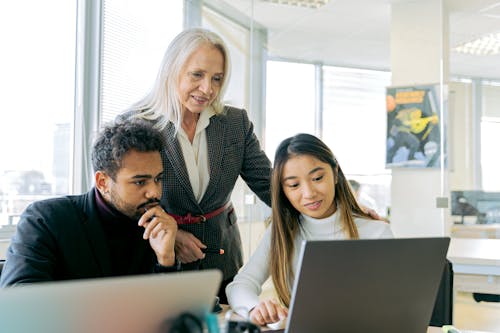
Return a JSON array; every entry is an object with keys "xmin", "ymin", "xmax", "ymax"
[
  {"xmin": 0, "ymin": 270, "xmax": 221, "ymax": 333},
  {"xmin": 286, "ymin": 237, "xmax": 450, "ymax": 333}
]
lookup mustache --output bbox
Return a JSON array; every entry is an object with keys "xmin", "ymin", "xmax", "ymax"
[{"xmin": 137, "ymin": 199, "xmax": 161, "ymax": 210}]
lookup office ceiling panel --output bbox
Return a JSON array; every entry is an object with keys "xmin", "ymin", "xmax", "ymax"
[{"xmin": 209, "ymin": 0, "xmax": 500, "ymax": 79}]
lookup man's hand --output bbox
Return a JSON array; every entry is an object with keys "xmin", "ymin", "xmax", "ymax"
[
  {"xmin": 249, "ymin": 299, "xmax": 288, "ymax": 326},
  {"xmin": 138, "ymin": 205, "xmax": 177, "ymax": 266},
  {"xmin": 174, "ymin": 229, "xmax": 206, "ymax": 263}
]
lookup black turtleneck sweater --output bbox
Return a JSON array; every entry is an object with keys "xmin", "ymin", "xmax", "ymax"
[
  {"xmin": 94, "ymin": 189, "xmax": 157, "ymax": 275},
  {"xmin": 94, "ymin": 190, "xmax": 179, "ymax": 274}
]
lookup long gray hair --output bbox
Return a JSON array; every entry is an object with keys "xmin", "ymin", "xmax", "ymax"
[{"xmin": 128, "ymin": 28, "xmax": 231, "ymax": 131}]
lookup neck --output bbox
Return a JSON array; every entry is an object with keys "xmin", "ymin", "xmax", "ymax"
[{"xmin": 181, "ymin": 111, "xmax": 201, "ymax": 143}]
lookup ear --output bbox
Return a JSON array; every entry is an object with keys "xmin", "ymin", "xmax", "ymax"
[
  {"xmin": 334, "ymin": 166, "xmax": 339, "ymax": 184},
  {"xmin": 95, "ymin": 171, "xmax": 111, "ymax": 194}
]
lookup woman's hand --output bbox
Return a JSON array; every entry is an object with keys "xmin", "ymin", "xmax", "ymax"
[
  {"xmin": 361, "ymin": 206, "xmax": 389, "ymax": 223},
  {"xmin": 249, "ymin": 299, "xmax": 288, "ymax": 326},
  {"xmin": 174, "ymin": 229, "xmax": 206, "ymax": 263}
]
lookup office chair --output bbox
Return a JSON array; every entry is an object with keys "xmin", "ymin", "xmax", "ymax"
[{"xmin": 429, "ymin": 259, "xmax": 453, "ymax": 326}]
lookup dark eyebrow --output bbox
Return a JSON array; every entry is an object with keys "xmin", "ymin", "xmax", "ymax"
[
  {"xmin": 282, "ymin": 167, "xmax": 324, "ymax": 182},
  {"xmin": 131, "ymin": 174, "xmax": 153, "ymax": 179},
  {"xmin": 309, "ymin": 167, "xmax": 324, "ymax": 175}
]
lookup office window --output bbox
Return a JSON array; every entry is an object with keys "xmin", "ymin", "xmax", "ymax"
[
  {"xmin": 265, "ymin": 61, "xmax": 316, "ymax": 158},
  {"xmin": 322, "ymin": 66, "xmax": 391, "ymax": 215},
  {"xmin": 481, "ymin": 83, "xmax": 500, "ymax": 191},
  {"xmin": 100, "ymin": 0, "xmax": 183, "ymax": 124},
  {"xmin": 0, "ymin": 0, "xmax": 77, "ymax": 257},
  {"xmin": 203, "ymin": 6, "xmax": 248, "ymax": 111}
]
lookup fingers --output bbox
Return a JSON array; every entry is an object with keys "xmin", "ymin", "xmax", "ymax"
[
  {"xmin": 362, "ymin": 206, "xmax": 382, "ymax": 221},
  {"xmin": 174, "ymin": 230, "xmax": 206, "ymax": 263},
  {"xmin": 138, "ymin": 206, "xmax": 177, "ymax": 240},
  {"xmin": 250, "ymin": 300, "xmax": 287, "ymax": 325}
]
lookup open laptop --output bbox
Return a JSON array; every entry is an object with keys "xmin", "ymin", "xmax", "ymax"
[
  {"xmin": 0, "ymin": 269, "xmax": 222, "ymax": 333},
  {"xmin": 282, "ymin": 237, "xmax": 450, "ymax": 333}
]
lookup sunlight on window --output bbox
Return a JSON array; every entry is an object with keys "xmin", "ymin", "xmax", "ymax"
[
  {"xmin": 481, "ymin": 119, "xmax": 500, "ymax": 191},
  {"xmin": 0, "ymin": 1, "xmax": 76, "ymax": 228},
  {"xmin": 100, "ymin": 0, "xmax": 183, "ymax": 124}
]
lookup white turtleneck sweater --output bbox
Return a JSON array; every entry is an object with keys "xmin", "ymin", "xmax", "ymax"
[{"xmin": 226, "ymin": 211, "xmax": 393, "ymax": 317}]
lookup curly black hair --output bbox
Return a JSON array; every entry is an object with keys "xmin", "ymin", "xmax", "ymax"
[{"xmin": 91, "ymin": 120, "xmax": 164, "ymax": 180}]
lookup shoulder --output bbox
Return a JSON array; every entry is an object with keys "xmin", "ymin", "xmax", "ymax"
[
  {"xmin": 354, "ymin": 217, "xmax": 393, "ymax": 239},
  {"xmin": 210, "ymin": 106, "xmax": 254, "ymax": 139},
  {"xmin": 27, "ymin": 196, "xmax": 75, "ymax": 212},
  {"xmin": 217, "ymin": 105, "xmax": 249, "ymax": 122},
  {"xmin": 20, "ymin": 193, "xmax": 88, "ymax": 228}
]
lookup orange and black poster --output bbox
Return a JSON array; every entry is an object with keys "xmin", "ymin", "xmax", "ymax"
[{"xmin": 386, "ymin": 84, "xmax": 446, "ymax": 168}]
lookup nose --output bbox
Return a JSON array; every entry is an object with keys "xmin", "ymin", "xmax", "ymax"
[
  {"xmin": 145, "ymin": 182, "xmax": 161, "ymax": 200},
  {"xmin": 199, "ymin": 77, "xmax": 213, "ymax": 95},
  {"xmin": 302, "ymin": 182, "xmax": 316, "ymax": 199}
]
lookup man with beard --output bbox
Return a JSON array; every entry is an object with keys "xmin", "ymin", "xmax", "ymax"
[{"xmin": 0, "ymin": 120, "xmax": 179, "ymax": 287}]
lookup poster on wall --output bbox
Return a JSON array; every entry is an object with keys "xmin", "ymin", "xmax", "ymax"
[{"xmin": 386, "ymin": 84, "xmax": 446, "ymax": 168}]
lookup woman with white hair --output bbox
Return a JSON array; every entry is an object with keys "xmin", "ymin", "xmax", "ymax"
[{"xmin": 119, "ymin": 28, "xmax": 272, "ymax": 303}]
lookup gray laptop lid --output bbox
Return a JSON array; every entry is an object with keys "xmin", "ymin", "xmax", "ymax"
[
  {"xmin": 0, "ymin": 270, "xmax": 222, "ymax": 333},
  {"xmin": 286, "ymin": 237, "xmax": 450, "ymax": 333}
]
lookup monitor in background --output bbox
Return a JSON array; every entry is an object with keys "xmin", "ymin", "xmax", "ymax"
[
  {"xmin": 451, "ymin": 190, "xmax": 500, "ymax": 224},
  {"xmin": 0, "ymin": 270, "xmax": 222, "ymax": 333},
  {"xmin": 285, "ymin": 237, "xmax": 450, "ymax": 333}
]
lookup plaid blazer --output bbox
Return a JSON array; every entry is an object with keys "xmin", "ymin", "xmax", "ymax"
[{"xmin": 158, "ymin": 106, "xmax": 272, "ymax": 279}]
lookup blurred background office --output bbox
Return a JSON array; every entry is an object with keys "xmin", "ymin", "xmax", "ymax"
[{"xmin": 1, "ymin": 0, "xmax": 500, "ymax": 330}]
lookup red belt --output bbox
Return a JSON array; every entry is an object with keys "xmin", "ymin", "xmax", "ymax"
[{"xmin": 171, "ymin": 202, "xmax": 232, "ymax": 225}]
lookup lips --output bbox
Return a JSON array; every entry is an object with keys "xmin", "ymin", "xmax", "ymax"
[
  {"xmin": 138, "ymin": 200, "xmax": 160, "ymax": 212},
  {"xmin": 304, "ymin": 200, "xmax": 322, "ymax": 210},
  {"xmin": 192, "ymin": 95, "xmax": 209, "ymax": 104},
  {"xmin": 144, "ymin": 202, "xmax": 159, "ymax": 210}
]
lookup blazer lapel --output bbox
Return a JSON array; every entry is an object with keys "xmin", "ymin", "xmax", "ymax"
[
  {"xmin": 78, "ymin": 191, "xmax": 113, "ymax": 276},
  {"xmin": 200, "ymin": 115, "xmax": 225, "ymax": 206}
]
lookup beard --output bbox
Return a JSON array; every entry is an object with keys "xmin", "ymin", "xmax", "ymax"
[
  {"xmin": 107, "ymin": 194, "xmax": 141, "ymax": 220},
  {"xmin": 107, "ymin": 188, "xmax": 160, "ymax": 221}
]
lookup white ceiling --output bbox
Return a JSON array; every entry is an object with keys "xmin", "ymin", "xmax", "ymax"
[{"xmin": 211, "ymin": 0, "xmax": 500, "ymax": 79}]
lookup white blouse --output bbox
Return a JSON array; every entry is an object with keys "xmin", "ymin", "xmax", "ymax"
[{"xmin": 177, "ymin": 108, "xmax": 215, "ymax": 202}]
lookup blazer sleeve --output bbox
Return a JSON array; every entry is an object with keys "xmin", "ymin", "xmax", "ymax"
[
  {"xmin": 0, "ymin": 201, "xmax": 61, "ymax": 287},
  {"xmin": 237, "ymin": 108, "xmax": 272, "ymax": 206}
]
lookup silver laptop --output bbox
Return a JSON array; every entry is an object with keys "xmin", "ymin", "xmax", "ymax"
[
  {"xmin": 284, "ymin": 237, "xmax": 450, "ymax": 333},
  {"xmin": 0, "ymin": 270, "xmax": 222, "ymax": 333}
]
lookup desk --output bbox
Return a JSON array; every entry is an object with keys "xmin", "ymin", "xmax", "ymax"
[
  {"xmin": 218, "ymin": 306, "xmax": 490, "ymax": 333},
  {"xmin": 451, "ymin": 224, "xmax": 500, "ymax": 239},
  {"xmin": 448, "ymin": 238, "xmax": 500, "ymax": 295}
]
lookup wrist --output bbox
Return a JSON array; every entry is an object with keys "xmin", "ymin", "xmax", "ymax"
[
  {"xmin": 154, "ymin": 257, "xmax": 181, "ymax": 273},
  {"xmin": 157, "ymin": 254, "xmax": 176, "ymax": 267}
]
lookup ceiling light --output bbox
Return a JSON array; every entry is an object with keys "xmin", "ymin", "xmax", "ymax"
[
  {"xmin": 259, "ymin": 0, "xmax": 330, "ymax": 9},
  {"xmin": 453, "ymin": 33, "xmax": 500, "ymax": 56}
]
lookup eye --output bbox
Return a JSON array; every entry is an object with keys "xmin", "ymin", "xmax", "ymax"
[
  {"xmin": 154, "ymin": 176, "xmax": 163, "ymax": 183},
  {"xmin": 189, "ymin": 71, "xmax": 203, "ymax": 79},
  {"xmin": 212, "ymin": 75, "xmax": 223, "ymax": 86},
  {"xmin": 284, "ymin": 182, "xmax": 299, "ymax": 189},
  {"xmin": 313, "ymin": 175, "xmax": 324, "ymax": 182},
  {"xmin": 134, "ymin": 180, "xmax": 146, "ymax": 186}
]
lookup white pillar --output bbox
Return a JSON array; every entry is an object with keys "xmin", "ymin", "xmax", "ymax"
[{"xmin": 389, "ymin": 0, "xmax": 449, "ymax": 237}]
